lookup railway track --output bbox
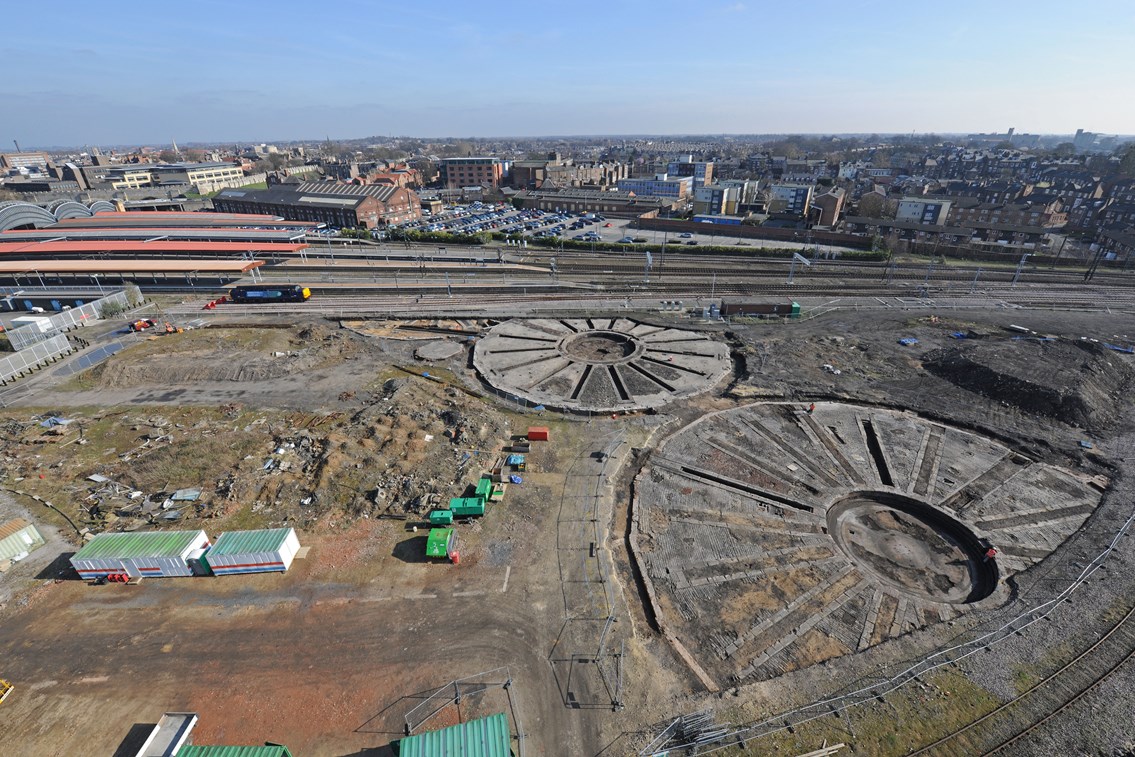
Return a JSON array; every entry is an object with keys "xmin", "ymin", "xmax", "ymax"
[{"xmin": 911, "ymin": 604, "xmax": 1135, "ymax": 756}]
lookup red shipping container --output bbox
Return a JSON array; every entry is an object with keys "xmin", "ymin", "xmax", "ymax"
[{"xmin": 527, "ymin": 426, "xmax": 550, "ymax": 442}]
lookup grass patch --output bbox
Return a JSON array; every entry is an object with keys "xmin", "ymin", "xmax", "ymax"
[
  {"xmin": 217, "ymin": 502, "xmax": 272, "ymax": 531},
  {"xmin": 731, "ymin": 669, "xmax": 1002, "ymax": 756}
]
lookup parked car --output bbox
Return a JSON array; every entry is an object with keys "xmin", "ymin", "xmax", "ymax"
[
  {"xmin": 679, "ymin": 232, "xmax": 693, "ymax": 238},
  {"xmin": 618, "ymin": 236, "xmax": 635, "ymax": 243}
]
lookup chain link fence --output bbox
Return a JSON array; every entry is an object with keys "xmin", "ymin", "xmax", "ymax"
[
  {"xmin": 5, "ymin": 290, "xmax": 132, "ymax": 351},
  {"xmin": 0, "ymin": 334, "xmax": 75, "ymax": 385}
]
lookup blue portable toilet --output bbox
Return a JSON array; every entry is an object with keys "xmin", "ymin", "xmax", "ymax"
[
  {"xmin": 50, "ymin": 300, "xmax": 62, "ymax": 311},
  {"xmin": 74, "ymin": 300, "xmax": 84, "ymax": 307},
  {"xmin": 22, "ymin": 300, "xmax": 34, "ymax": 311}
]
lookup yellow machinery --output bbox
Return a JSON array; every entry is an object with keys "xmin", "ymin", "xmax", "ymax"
[{"xmin": 0, "ymin": 679, "xmax": 13, "ymax": 704}]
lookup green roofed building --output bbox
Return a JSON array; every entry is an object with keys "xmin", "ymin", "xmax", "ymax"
[
  {"xmin": 70, "ymin": 530, "xmax": 210, "ymax": 579},
  {"xmin": 0, "ymin": 518, "xmax": 45, "ymax": 563},
  {"xmin": 396, "ymin": 712, "xmax": 512, "ymax": 757},
  {"xmin": 204, "ymin": 527, "xmax": 301, "ymax": 576},
  {"xmin": 178, "ymin": 746, "xmax": 293, "ymax": 757}
]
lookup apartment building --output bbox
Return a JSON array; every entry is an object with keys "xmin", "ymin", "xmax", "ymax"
[{"xmin": 440, "ymin": 157, "xmax": 504, "ymax": 189}]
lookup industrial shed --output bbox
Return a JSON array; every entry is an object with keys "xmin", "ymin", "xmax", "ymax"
[
  {"xmin": 70, "ymin": 530, "xmax": 209, "ymax": 579},
  {"xmin": 203, "ymin": 528, "xmax": 301, "ymax": 575},
  {"xmin": 395, "ymin": 712, "xmax": 511, "ymax": 757},
  {"xmin": 0, "ymin": 518, "xmax": 45, "ymax": 564}
]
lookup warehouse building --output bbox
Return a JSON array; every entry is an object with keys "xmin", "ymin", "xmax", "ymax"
[
  {"xmin": 70, "ymin": 530, "xmax": 210, "ymax": 579},
  {"xmin": 212, "ymin": 182, "xmax": 422, "ymax": 229},
  {"xmin": 203, "ymin": 528, "xmax": 301, "ymax": 575},
  {"xmin": 509, "ymin": 188, "xmax": 678, "ymax": 218},
  {"xmin": 0, "ymin": 518, "xmax": 45, "ymax": 565}
]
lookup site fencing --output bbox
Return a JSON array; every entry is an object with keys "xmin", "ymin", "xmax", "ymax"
[
  {"xmin": 401, "ymin": 666, "xmax": 526, "ymax": 757},
  {"xmin": 5, "ymin": 290, "xmax": 131, "ymax": 351},
  {"xmin": 0, "ymin": 334, "xmax": 76, "ymax": 385}
]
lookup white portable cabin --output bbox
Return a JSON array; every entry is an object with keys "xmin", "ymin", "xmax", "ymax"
[
  {"xmin": 203, "ymin": 527, "xmax": 300, "ymax": 576},
  {"xmin": 70, "ymin": 530, "xmax": 210, "ymax": 579},
  {"xmin": 0, "ymin": 518, "xmax": 46, "ymax": 563},
  {"xmin": 135, "ymin": 712, "xmax": 198, "ymax": 757}
]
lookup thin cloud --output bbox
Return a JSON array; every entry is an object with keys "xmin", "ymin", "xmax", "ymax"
[{"xmin": 725, "ymin": 2, "xmax": 747, "ymax": 12}]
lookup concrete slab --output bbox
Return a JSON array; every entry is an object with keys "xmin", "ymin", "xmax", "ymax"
[
  {"xmin": 414, "ymin": 340, "xmax": 464, "ymax": 361},
  {"xmin": 630, "ymin": 401, "xmax": 1106, "ymax": 687},
  {"xmin": 473, "ymin": 317, "xmax": 730, "ymax": 413}
]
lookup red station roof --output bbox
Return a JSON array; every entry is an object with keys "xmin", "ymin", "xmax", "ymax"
[
  {"xmin": 52, "ymin": 212, "xmax": 320, "ymax": 228},
  {"xmin": 0, "ymin": 241, "xmax": 308, "ymax": 255},
  {"xmin": 0, "ymin": 259, "xmax": 265, "ymax": 273}
]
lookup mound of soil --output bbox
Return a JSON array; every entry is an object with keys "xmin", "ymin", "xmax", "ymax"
[{"xmin": 922, "ymin": 339, "xmax": 1135, "ymax": 432}]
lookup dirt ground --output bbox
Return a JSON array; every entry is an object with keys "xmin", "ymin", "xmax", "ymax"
[{"xmin": 0, "ymin": 308, "xmax": 1133, "ymax": 756}]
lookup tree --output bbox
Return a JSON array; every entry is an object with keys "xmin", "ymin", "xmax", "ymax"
[
  {"xmin": 1052, "ymin": 143, "xmax": 1076, "ymax": 157},
  {"xmin": 1118, "ymin": 146, "xmax": 1135, "ymax": 178},
  {"xmin": 158, "ymin": 149, "xmax": 178, "ymax": 163},
  {"xmin": 858, "ymin": 193, "xmax": 885, "ymax": 218}
]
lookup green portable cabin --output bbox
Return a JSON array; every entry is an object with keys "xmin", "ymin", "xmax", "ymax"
[
  {"xmin": 179, "ymin": 746, "xmax": 294, "ymax": 757},
  {"xmin": 395, "ymin": 712, "xmax": 510, "ymax": 756},
  {"xmin": 425, "ymin": 528, "xmax": 457, "ymax": 561},
  {"xmin": 448, "ymin": 496, "xmax": 485, "ymax": 517},
  {"xmin": 474, "ymin": 476, "xmax": 493, "ymax": 500},
  {"xmin": 428, "ymin": 509, "xmax": 454, "ymax": 526}
]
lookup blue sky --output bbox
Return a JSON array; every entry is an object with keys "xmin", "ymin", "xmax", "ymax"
[{"xmin": 5, "ymin": 0, "xmax": 1134, "ymax": 147}]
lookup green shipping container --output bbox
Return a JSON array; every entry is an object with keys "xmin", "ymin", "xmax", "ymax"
[
  {"xmin": 429, "ymin": 509, "xmax": 454, "ymax": 525},
  {"xmin": 474, "ymin": 477, "xmax": 493, "ymax": 500},
  {"xmin": 449, "ymin": 497, "xmax": 485, "ymax": 517}
]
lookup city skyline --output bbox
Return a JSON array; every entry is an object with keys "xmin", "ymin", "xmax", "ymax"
[{"xmin": 5, "ymin": 0, "xmax": 1135, "ymax": 148}]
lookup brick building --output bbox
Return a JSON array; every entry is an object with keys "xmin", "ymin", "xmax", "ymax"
[
  {"xmin": 510, "ymin": 188, "xmax": 677, "ymax": 218},
  {"xmin": 947, "ymin": 198, "xmax": 1066, "ymax": 229},
  {"xmin": 440, "ymin": 157, "xmax": 503, "ymax": 189},
  {"xmin": 213, "ymin": 182, "xmax": 421, "ymax": 229}
]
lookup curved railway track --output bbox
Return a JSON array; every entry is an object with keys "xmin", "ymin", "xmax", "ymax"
[{"xmin": 910, "ymin": 604, "xmax": 1135, "ymax": 756}]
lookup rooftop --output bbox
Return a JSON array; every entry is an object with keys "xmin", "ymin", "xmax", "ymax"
[
  {"xmin": 0, "ymin": 240, "xmax": 307, "ymax": 256},
  {"xmin": 216, "ymin": 182, "xmax": 403, "ymax": 207},
  {"xmin": 0, "ymin": 259, "xmax": 263, "ymax": 274},
  {"xmin": 73, "ymin": 530, "xmax": 207, "ymax": 560},
  {"xmin": 177, "ymin": 747, "xmax": 293, "ymax": 757},
  {"xmin": 397, "ymin": 712, "xmax": 511, "ymax": 757},
  {"xmin": 52, "ymin": 212, "xmax": 318, "ymax": 229},
  {"xmin": 209, "ymin": 528, "xmax": 295, "ymax": 556},
  {"xmin": 0, "ymin": 518, "xmax": 33, "ymax": 542}
]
